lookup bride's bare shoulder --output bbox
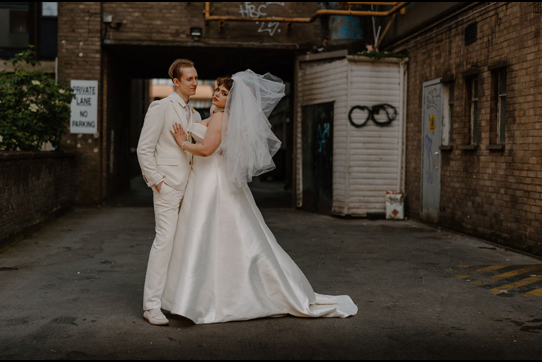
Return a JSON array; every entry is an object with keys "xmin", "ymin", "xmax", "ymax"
[{"xmin": 209, "ymin": 111, "xmax": 224, "ymax": 124}]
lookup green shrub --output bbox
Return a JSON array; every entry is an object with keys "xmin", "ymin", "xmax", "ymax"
[{"xmin": 0, "ymin": 46, "xmax": 74, "ymax": 151}]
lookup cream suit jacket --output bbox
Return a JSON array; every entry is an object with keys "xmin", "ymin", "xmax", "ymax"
[{"xmin": 137, "ymin": 92, "xmax": 202, "ymax": 191}]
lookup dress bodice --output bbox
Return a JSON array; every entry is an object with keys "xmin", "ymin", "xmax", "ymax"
[
  {"xmin": 190, "ymin": 122, "xmax": 224, "ymax": 156},
  {"xmin": 190, "ymin": 122, "xmax": 207, "ymax": 143}
]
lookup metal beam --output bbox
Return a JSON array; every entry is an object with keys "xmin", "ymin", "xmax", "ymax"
[{"xmin": 203, "ymin": 2, "xmax": 409, "ymax": 23}]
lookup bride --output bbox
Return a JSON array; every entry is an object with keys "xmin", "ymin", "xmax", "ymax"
[{"xmin": 161, "ymin": 70, "xmax": 357, "ymax": 325}]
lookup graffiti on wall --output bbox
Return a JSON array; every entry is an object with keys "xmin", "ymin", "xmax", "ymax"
[
  {"xmin": 423, "ymin": 87, "xmax": 440, "ymax": 186},
  {"xmin": 348, "ymin": 104, "xmax": 398, "ymax": 128},
  {"xmin": 317, "ymin": 123, "xmax": 331, "ymax": 155},
  {"xmin": 425, "ymin": 88, "xmax": 441, "ymax": 111},
  {"xmin": 239, "ymin": 2, "xmax": 285, "ymax": 36}
]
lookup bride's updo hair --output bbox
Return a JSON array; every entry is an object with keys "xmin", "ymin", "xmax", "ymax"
[{"xmin": 216, "ymin": 76, "xmax": 233, "ymax": 91}]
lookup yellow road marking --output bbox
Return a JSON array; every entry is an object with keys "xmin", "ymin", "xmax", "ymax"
[
  {"xmin": 476, "ymin": 265, "xmax": 510, "ymax": 273},
  {"xmin": 490, "ymin": 275, "xmax": 542, "ymax": 295},
  {"xmin": 456, "ymin": 275, "xmax": 471, "ymax": 279},
  {"xmin": 524, "ymin": 288, "xmax": 542, "ymax": 297},
  {"xmin": 492, "ymin": 265, "xmax": 542, "ymax": 281},
  {"xmin": 456, "ymin": 265, "xmax": 470, "ymax": 269}
]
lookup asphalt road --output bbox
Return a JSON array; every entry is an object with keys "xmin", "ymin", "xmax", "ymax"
[{"xmin": 1, "ymin": 179, "xmax": 541, "ymax": 360}]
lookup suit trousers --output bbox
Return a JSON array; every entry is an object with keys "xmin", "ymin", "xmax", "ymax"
[{"xmin": 143, "ymin": 182, "xmax": 185, "ymax": 311}]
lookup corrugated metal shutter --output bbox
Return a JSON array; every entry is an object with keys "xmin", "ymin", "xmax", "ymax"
[
  {"xmin": 346, "ymin": 57, "xmax": 404, "ymax": 216},
  {"xmin": 296, "ymin": 55, "xmax": 406, "ymax": 217}
]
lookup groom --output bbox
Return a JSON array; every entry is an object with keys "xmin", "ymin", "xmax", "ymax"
[{"xmin": 137, "ymin": 59, "xmax": 201, "ymax": 326}]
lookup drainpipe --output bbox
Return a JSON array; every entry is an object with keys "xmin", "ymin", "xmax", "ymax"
[{"xmin": 203, "ymin": 2, "xmax": 409, "ymax": 23}]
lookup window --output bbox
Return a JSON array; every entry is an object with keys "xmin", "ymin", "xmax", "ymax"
[
  {"xmin": 488, "ymin": 67, "xmax": 507, "ymax": 147},
  {"xmin": 465, "ymin": 22, "xmax": 478, "ymax": 46},
  {"xmin": 10, "ymin": 10, "xmax": 28, "ymax": 33},
  {"xmin": 42, "ymin": 2, "xmax": 58, "ymax": 17},
  {"xmin": 467, "ymin": 77, "xmax": 479, "ymax": 145},
  {"xmin": 0, "ymin": 3, "xmax": 58, "ymax": 60},
  {"xmin": 442, "ymin": 83, "xmax": 454, "ymax": 146},
  {"xmin": 39, "ymin": 2, "xmax": 58, "ymax": 60},
  {"xmin": 0, "ymin": 2, "xmax": 30, "ymax": 51},
  {"xmin": 496, "ymin": 69, "xmax": 507, "ymax": 144}
]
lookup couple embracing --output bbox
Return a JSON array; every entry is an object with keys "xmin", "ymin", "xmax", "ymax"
[{"xmin": 137, "ymin": 59, "xmax": 357, "ymax": 326}]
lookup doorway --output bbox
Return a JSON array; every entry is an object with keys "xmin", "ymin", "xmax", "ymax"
[
  {"xmin": 421, "ymin": 79, "xmax": 442, "ymax": 223},
  {"xmin": 302, "ymin": 102, "xmax": 334, "ymax": 215},
  {"xmin": 105, "ymin": 44, "xmax": 295, "ymax": 208}
]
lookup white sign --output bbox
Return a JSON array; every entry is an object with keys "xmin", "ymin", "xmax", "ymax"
[{"xmin": 70, "ymin": 80, "xmax": 98, "ymax": 134}]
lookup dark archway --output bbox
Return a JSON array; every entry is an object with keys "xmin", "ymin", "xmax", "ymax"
[
  {"xmin": 106, "ymin": 44, "xmax": 295, "ymax": 208},
  {"xmin": 106, "ymin": 44, "xmax": 295, "ymax": 80}
]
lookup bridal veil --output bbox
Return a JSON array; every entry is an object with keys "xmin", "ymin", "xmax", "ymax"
[{"xmin": 221, "ymin": 69, "xmax": 285, "ymax": 186}]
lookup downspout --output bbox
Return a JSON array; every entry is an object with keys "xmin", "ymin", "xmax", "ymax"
[
  {"xmin": 293, "ymin": 57, "xmax": 300, "ymax": 208},
  {"xmin": 401, "ymin": 60, "xmax": 408, "ymax": 194},
  {"xmin": 345, "ymin": 58, "xmax": 351, "ymax": 216},
  {"xmin": 398, "ymin": 59, "xmax": 405, "ymax": 193}
]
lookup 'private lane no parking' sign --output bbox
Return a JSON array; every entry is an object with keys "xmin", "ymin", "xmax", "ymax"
[{"xmin": 70, "ymin": 80, "xmax": 98, "ymax": 134}]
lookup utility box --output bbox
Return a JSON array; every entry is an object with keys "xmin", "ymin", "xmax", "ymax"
[{"xmin": 296, "ymin": 51, "xmax": 408, "ymax": 217}]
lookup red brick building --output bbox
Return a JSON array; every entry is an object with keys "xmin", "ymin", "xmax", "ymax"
[
  {"xmin": 381, "ymin": 2, "xmax": 542, "ymax": 255},
  {"xmin": 55, "ymin": 2, "xmax": 327, "ymax": 204}
]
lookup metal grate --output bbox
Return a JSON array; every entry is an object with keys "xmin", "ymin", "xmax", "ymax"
[
  {"xmin": 534, "ymin": 2, "xmax": 542, "ymax": 13},
  {"xmin": 465, "ymin": 22, "xmax": 478, "ymax": 46}
]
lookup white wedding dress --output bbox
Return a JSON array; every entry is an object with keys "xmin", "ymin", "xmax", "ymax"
[{"xmin": 161, "ymin": 122, "xmax": 358, "ymax": 324}]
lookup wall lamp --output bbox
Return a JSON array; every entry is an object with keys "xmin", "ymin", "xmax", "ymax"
[
  {"xmin": 102, "ymin": 13, "xmax": 123, "ymax": 44},
  {"xmin": 103, "ymin": 14, "xmax": 123, "ymax": 30},
  {"xmin": 190, "ymin": 27, "xmax": 203, "ymax": 40}
]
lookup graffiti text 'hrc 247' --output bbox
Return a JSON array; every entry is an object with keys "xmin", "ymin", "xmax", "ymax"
[
  {"xmin": 239, "ymin": 2, "xmax": 285, "ymax": 36},
  {"xmin": 348, "ymin": 104, "xmax": 398, "ymax": 128}
]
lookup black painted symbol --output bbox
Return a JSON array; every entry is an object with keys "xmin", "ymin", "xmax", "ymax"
[{"xmin": 348, "ymin": 104, "xmax": 398, "ymax": 128}]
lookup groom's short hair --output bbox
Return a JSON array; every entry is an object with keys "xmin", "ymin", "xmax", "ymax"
[{"xmin": 169, "ymin": 59, "xmax": 195, "ymax": 80}]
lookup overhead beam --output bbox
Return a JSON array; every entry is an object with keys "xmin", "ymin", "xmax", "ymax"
[{"xmin": 203, "ymin": 2, "xmax": 409, "ymax": 23}]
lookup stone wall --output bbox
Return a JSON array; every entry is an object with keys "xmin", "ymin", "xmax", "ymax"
[
  {"xmin": 392, "ymin": 2, "xmax": 542, "ymax": 255},
  {"xmin": 0, "ymin": 152, "xmax": 76, "ymax": 247}
]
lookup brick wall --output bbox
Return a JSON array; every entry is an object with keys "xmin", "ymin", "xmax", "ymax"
[
  {"xmin": 57, "ymin": 2, "xmax": 325, "ymax": 205},
  {"xmin": 0, "ymin": 152, "xmax": 75, "ymax": 246},
  {"xmin": 101, "ymin": 2, "xmax": 322, "ymax": 46},
  {"xmin": 393, "ymin": 3, "xmax": 542, "ymax": 255},
  {"xmin": 57, "ymin": 2, "xmax": 103, "ymax": 204}
]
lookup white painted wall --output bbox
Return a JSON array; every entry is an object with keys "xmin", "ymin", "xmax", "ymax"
[{"xmin": 296, "ymin": 54, "xmax": 407, "ymax": 216}]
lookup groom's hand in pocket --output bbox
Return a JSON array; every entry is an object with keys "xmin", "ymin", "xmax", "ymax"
[{"xmin": 156, "ymin": 181, "xmax": 163, "ymax": 193}]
